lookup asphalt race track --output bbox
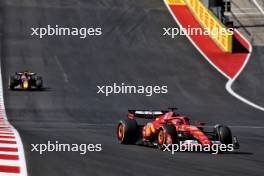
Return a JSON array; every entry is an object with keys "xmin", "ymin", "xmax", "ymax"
[
  {"xmin": 233, "ymin": 46, "xmax": 264, "ymax": 107},
  {"xmin": 1, "ymin": 0, "xmax": 264, "ymax": 176}
]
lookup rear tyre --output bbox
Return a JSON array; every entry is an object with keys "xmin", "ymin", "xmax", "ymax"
[
  {"xmin": 158, "ymin": 125, "xmax": 178, "ymax": 150},
  {"xmin": 9, "ymin": 76, "xmax": 16, "ymax": 90},
  {"xmin": 117, "ymin": 119, "xmax": 138, "ymax": 144},
  {"xmin": 214, "ymin": 125, "xmax": 232, "ymax": 145}
]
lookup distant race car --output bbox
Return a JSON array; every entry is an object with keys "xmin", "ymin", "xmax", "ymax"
[
  {"xmin": 117, "ymin": 108, "xmax": 239, "ymax": 152},
  {"xmin": 9, "ymin": 71, "xmax": 43, "ymax": 90}
]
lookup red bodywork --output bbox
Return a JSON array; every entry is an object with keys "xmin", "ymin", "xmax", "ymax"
[{"xmin": 128, "ymin": 111, "xmax": 212, "ymax": 146}]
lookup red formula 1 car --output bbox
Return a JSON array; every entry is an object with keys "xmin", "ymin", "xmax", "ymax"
[{"xmin": 117, "ymin": 108, "xmax": 239, "ymax": 151}]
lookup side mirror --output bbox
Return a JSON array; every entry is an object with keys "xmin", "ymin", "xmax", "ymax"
[
  {"xmin": 196, "ymin": 121, "xmax": 205, "ymax": 126},
  {"xmin": 196, "ymin": 122, "xmax": 205, "ymax": 131}
]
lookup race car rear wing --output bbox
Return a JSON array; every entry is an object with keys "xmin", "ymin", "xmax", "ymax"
[
  {"xmin": 16, "ymin": 72, "xmax": 36, "ymax": 76},
  {"xmin": 128, "ymin": 110, "xmax": 168, "ymax": 119}
]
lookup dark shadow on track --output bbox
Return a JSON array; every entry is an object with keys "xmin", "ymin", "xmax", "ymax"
[
  {"xmin": 232, "ymin": 35, "xmax": 249, "ymax": 53},
  {"xmin": 8, "ymin": 87, "xmax": 51, "ymax": 92}
]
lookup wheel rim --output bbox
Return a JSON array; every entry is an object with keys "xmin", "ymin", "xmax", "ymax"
[
  {"xmin": 117, "ymin": 124, "xmax": 124, "ymax": 141},
  {"xmin": 165, "ymin": 134, "xmax": 172, "ymax": 145},
  {"xmin": 158, "ymin": 130, "xmax": 165, "ymax": 145},
  {"xmin": 158, "ymin": 130, "xmax": 173, "ymax": 145}
]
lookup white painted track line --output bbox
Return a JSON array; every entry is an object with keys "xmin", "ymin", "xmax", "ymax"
[
  {"xmin": 225, "ymin": 28, "xmax": 264, "ymax": 112},
  {"xmin": 0, "ymin": 160, "xmax": 19, "ymax": 167},
  {"xmin": 0, "ymin": 151, "xmax": 18, "ymax": 155},
  {"xmin": 0, "ymin": 173, "xmax": 20, "ymax": 176},
  {"xmin": 0, "ymin": 144, "xmax": 18, "ymax": 148}
]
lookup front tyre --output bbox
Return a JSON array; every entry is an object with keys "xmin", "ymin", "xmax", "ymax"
[
  {"xmin": 9, "ymin": 76, "xmax": 16, "ymax": 90},
  {"xmin": 35, "ymin": 76, "xmax": 43, "ymax": 90},
  {"xmin": 214, "ymin": 125, "xmax": 232, "ymax": 145},
  {"xmin": 158, "ymin": 125, "xmax": 178, "ymax": 150},
  {"xmin": 117, "ymin": 119, "xmax": 138, "ymax": 144}
]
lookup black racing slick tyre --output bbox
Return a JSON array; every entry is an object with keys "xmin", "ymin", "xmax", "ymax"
[
  {"xmin": 35, "ymin": 76, "xmax": 43, "ymax": 89},
  {"xmin": 158, "ymin": 125, "xmax": 178, "ymax": 150},
  {"xmin": 214, "ymin": 125, "xmax": 232, "ymax": 145},
  {"xmin": 117, "ymin": 119, "xmax": 138, "ymax": 144},
  {"xmin": 9, "ymin": 76, "xmax": 16, "ymax": 90}
]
